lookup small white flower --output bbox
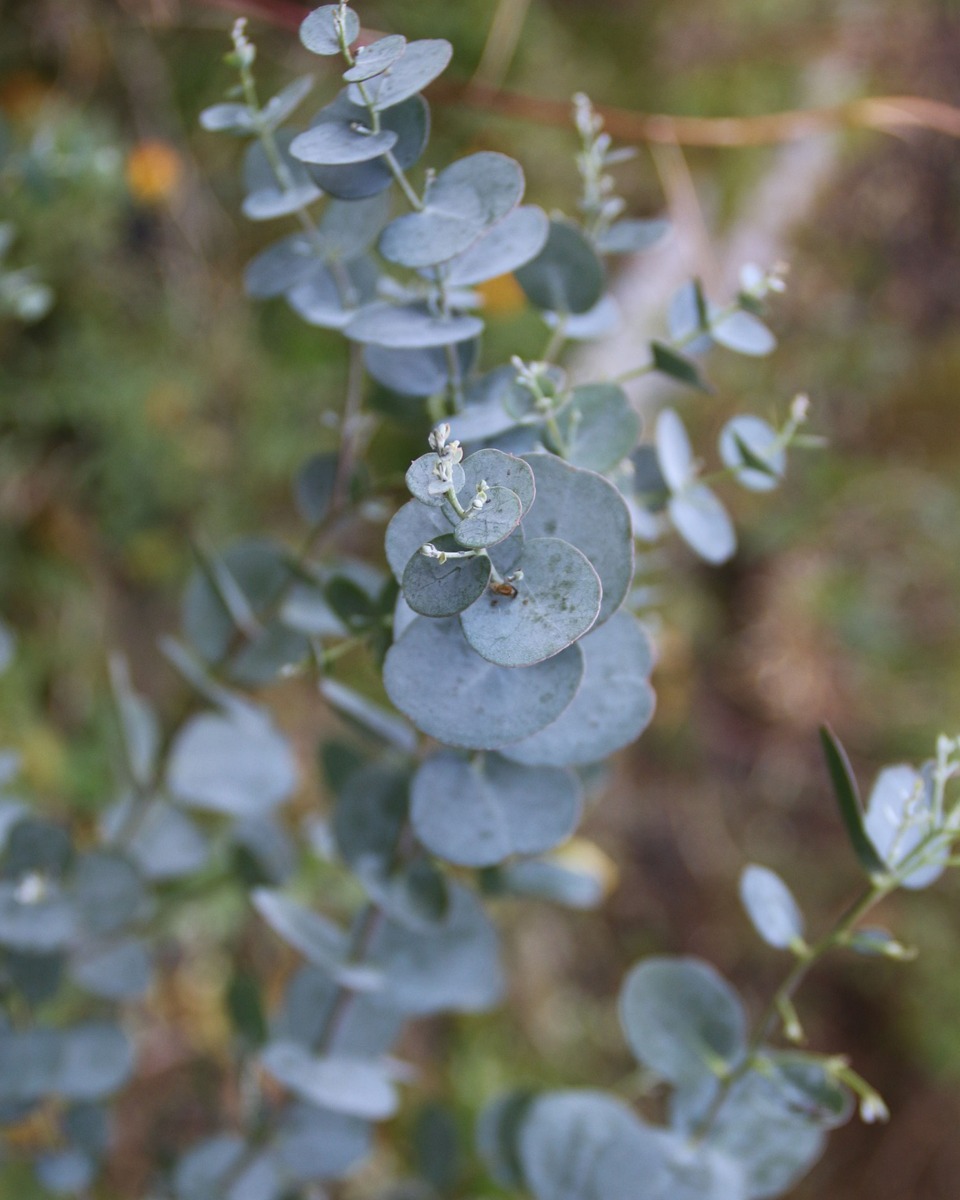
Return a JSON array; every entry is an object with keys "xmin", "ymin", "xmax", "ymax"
[
  {"xmin": 15, "ymin": 872, "xmax": 48, "ymax": 905},
  {"xmin": 859, "ymin": 1092, "xmax": 890, "ymax": 1124}
]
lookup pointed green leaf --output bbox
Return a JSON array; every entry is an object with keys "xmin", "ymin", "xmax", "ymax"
[{"xmin": 819, "ymin": 726, "xmax": 888, "ymax": 877}]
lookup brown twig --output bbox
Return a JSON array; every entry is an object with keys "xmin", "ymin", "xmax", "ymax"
[{"xmin": 186, "ymin": 0, "xmax": 960, "ymax": 148}]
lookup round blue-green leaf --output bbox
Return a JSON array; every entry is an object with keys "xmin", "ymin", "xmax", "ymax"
[
  {"xmin": 402, "ymin": 535, "xmax": 491, "ymax": 617},
  {"xmin": 272, "ymin": 1102, "xmax": 373, "ymax": 1182},
  {"xmin": 0, "ymin": 1028, "xmax": 61, "ymax": 1101},
  {"xmin": 620, "ymin": 957, "xmax": 747, "ymax": 1084},
  {"xmin": 500, "ymin": 859, "xmax": 604, "ymax": 909},
  {"xmin": 290, "ymin": 114, "xmax": 397, "ymax": 166},
  {"xmin": 719, "ymin": 415, "xmax": 785, "ymax": 492},
  {"xmin": 226, "ymin": 1153, "xmax": 282, "ymax": 1200},
  {"xmin": 347, "ymin": 39, "xmax": 452, "ymax": 111},
  {"xmin": 287, "ymin": 258, "xmax": 378, "ymax": 330},
  {"xmin": 306, "ymin": 95, "xmax": 429, "ymax": 200},
  {"xmin": 454, "ymin": 486, "xmax": 522, "ymax": 549},
  {"xmin": 515, "ymin": 220, "xmax": 605, "ymax": 315},
  {"xmin": 445, "ymin": 206, "xmax": 549, "ymax": 287},
  {"xmin": 383, "ymin": 617, "xmax": 583, "ymax": 750},
  {"xmin": 740, "ymin": 865, "xmax": 805, "ymax": 950},
  {"xmin": 0, "ymin": 884, "xmax": 75, "ymax": 952},
  {"xmin": 702, "ymin": 1070, "xmax": 825, "ymax": 1199},
  {"xmin": 406, "ymin": 454, "xmax": 466, "ymax": 507},
  {"xmin": 365, "ymin": 339, "xmax": 477, "ymax": 397},
  {"xmin": 343, "ymin": 34, "xmax": 406, "ymax": 81},
  {"xmin": 543, "ymin": 293, "xmax": 621, "ymax": 340},
  {"xmin": 596, "ymin": 217, "xmax": 670, "ymax": 255},
  {"xmin": 73, "ymin": 850, "xmax": 147, "ymax": 936},
  {"xmin": 711, "ymin": 308, "xmax": 776, "ymax": 356},
  {"xmin": 456, "ymin": 448, "xmax": 535, "ymax": 517},
  {"xmin": 36, "ymin": 1149, "xmax": 95, "ymax": 1195},
  {"xmin": 594, "ymin": 1125, "xmax": 746, "ymax": 1200},
  {"xmin": 522, "ymin": 454, "xmax": 634, "ymax": 622},
  {"xmin": 58, "ymin": 1023, "xmax": 135, "ymax": 1100},
  {"xmin": 175, "ymin": 1135, "xmax": 245, "ymax": 1200},
  {"xmin": 300, "ymin": 5, "xmax": 359, "ymax": 55},
  {"xmin": 767, "ymin": 1052, "xmax": 854, "ymax": 1129},
  {"xmin": 199, "ymin": 102, "xmax": 254, "ymax": 134},
  {"xmin": 261, "ymin": 1042, "xmax": 398, "ymax": 1119},
  {"xmin": 449, "ymin": 366, "xmax": 525, "ymax": 443},
  {"xmin": 345, "ymin": 303, "xmax": 483, "ymax": 349},
  {"xmin": 668, "ymin": 483, "xmax": 736, "ymax": 564},
  {"xmin": 167, "ymin": 711, "xmax": 298, "ymax": 818},
  {"xmin": 519, "ymin": 1090, "xmax": 649, "ymax": 1200},
  {"xmin": 559, "ymin": 384, "xmax": 640, "ymax": 473},
  {"xmin": 655, "ymin": 407, "xmax": 693, "ymax": 491},
  {"xmin": 253, "ymin": 890, "xmax": 354, "ymax": 975},
  {"xmin": 865, "ymin": 763, "xmax": 945, "ymax": 889},
  {"xmin": 70, "ymin": 937, "xmax": 152, "ymax": 1000},
  {"xmin": 314, "ymin": 193, "xmax": 393, "ymax": 261},
  {"xmin": 380, "ymin": 187, "xmax": 486, "ymax": 269},
  {"xmin": 501, "ymin": 611, "xmax": 654, "ymax": 767},
  {"xmin": 438, "ymin": 152, "xmax": 524, "ymax": 226},
  {"xmin": 371, "ymin": 884, "xmax": 503, "ymax": 1014},
  {"xmin": 476, "ymin": 1089, "xmax": 536, "ymax": 1189},
  {"xmin": 385, "ymin": 500, "xmax": 452, "ymax": 582},
  {"xmin": 411, "ymin": 753, "xmax": 581, "ymax": 866},
  {"xmin": 294, "ymin": 452, "xmax": 337, "ymax": 524},
  {"xmin": 242, "ymin": 135, "xmax": 321, "ymax": 221},
  {"xmin": 101, "ymin": 798, "xmax": 209, "ymax": 882},
  {"xmin": 244, "ymin": 234, "xmax": 320, "ymax": 298},
  {"xmin": 260, "ymin": 75, "xmax": 315, "ymax": 130},
  {"xmin": 460, "ymin": 537, "xmax": 600, "ymax": 667}
]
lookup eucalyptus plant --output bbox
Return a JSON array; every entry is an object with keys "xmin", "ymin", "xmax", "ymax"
[{"xmin": 0, "ymin": 4, "xmax": 955, "ymax": 1199}]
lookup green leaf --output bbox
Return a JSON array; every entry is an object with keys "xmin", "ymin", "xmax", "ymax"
[
  {"xmin": 405, "ymin": 454, "xmax": 466, "ymax": 507},
  {"xmin": 501, "ymin": 611, "xmax": 654, "ymax": 767},
  {"xmin": 596, "ymin": 217, "xmax": 670, "ymax": 255},
  {"xmin": 383, "ymin": 617, "xmax": 584, "ymax": 750},
  {"xmin": 343, "ymin": 34, "xmax": 407, "ymax": 82},
  {"xmin": 477, "ymin": 1089, "xmax": 537, "ymax": 1189},
  {"xmin": 719, "ymin": 415, "xmax": 785, "ymax": 492},
  {"xmin": 864, "ymin": 763, "xmax": 945, "ymax": 889},
  {"xmin": 619, "ymin": 956, "xmax": 747, "ymax": 1085},
  {"xmin": 167, "ymin": 710, "xmax": 298, "ymax": 818},
  {"xmin": 515, "ymin": 220, "xmax": 605, "ymax": 315},
  {"xmin": 290, "ymin": 113, "xmax": 398, "ymax": 166},
  {"xmin": 70, "ymin": 938, "xmax": 152, "ymax": 1001},
  {"xmin": 558, "ymin": 384, "xmax": 641, "ymax": 473},
  {"xmin": 454, "ymin": 486, "xmax": 523, "ymax": 549},
  {"xmin": 445, "ymin": 205, "xmax": 549, "ymax": 287},
  {"xmin": 306, "ymin": 95, "xmax": 429, "ymax": 200},
  {"xmin": 300, "ymin": 5, "xmax": 360, "ymax": 56},
  {"xmin": 402, "ymin": 535, "xmax": 491, "ymax": 617},
  {"xmin": 819, "ymin": 726, "xmax": 888, "ymax": 877},
  {"xmin": 371, "ymin": 885, "xmax": 504, "ymax": 1014},
  {"xmin": 739, "ymin": 865, "xmax": 804, "ymax": 950},
  {"xmin": 261, "ymin": 1042, "xmax": 398, "ymax": 1119},
  {"xmin": 252, "ymin": 889, "xmax": 381, "ymax": 990},
  {"xmin": 522, "ymin": 454, "xmax": 634, "ymax": 623},
  {"xmin": 410, "ymin": 753, "xmax": 581, "ymax": 867},
  {"xmin": 455, "ymin": 448, "xmax": 535, "ymax": 517},
  {"xmin": 459, "ymin": 537, "xmax": 601, "ymax": 667},
  {"xmin": 294, "ymin": 452, "xmax": 338, "ymax": 524},
  {"xmin": 385, "ymin": 500, "xmax": 452, "ymax": 582},
  {"xmin": 668, "ymin": 484, "xmax": 736, "ymax": 565},
  {"xmin": 346, "ymin": 39, "xmax": 452, "ymax": 111},
  {"xmin": 651, "ymin": 341, "xmax": 713, "ymax": 392},
  {"xmin": 711, "ymin": 308, "xmax": 776, "ymax": 356},
  {"xmin": 344, "ymin": 303, "xmax": 483, "ymax": 349},
  {"xmin": 271, "ymin": 1102, "xmax": 372, "ymax": 1183}
]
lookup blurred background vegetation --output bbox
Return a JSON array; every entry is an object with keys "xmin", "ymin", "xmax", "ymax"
[{"xmin": 3, "ymin": 0, "xmax": 960, "ymax": 1196}]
